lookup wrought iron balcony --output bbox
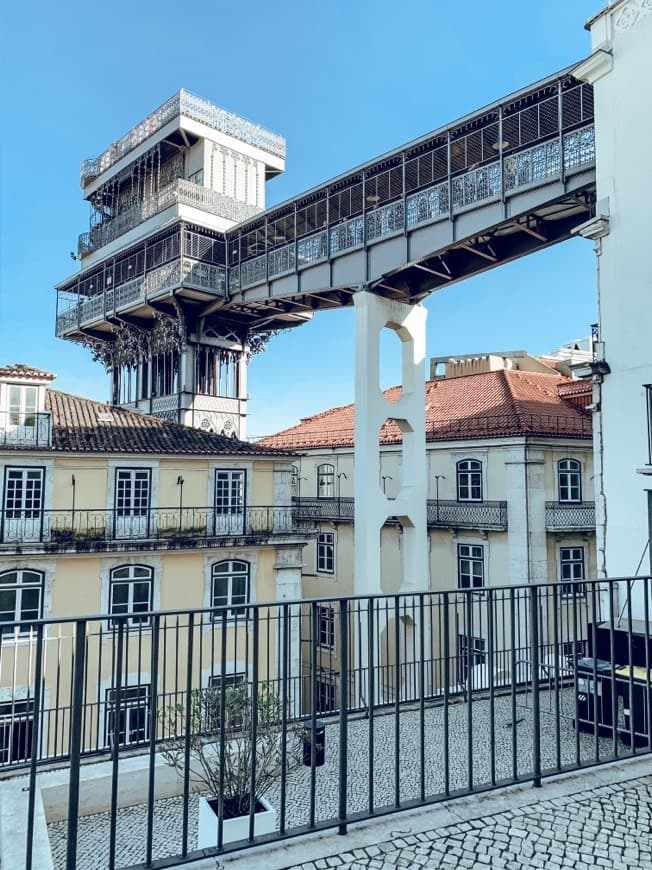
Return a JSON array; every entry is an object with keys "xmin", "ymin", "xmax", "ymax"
[
  {"xmin": 78, "ymin": 179, "xmax": 261, "ymax": 256},
  {"xmin": 56, "ymin": 256, "xmax": 227, "ymax": 337},
  {"xmin": 80, "ymin": 89, "xmax": 285, "ymax": 186},
  {"xmin": 0, "ymin": 505, "xmax": 305, "ymax": 551},
  {"xmin": 545, "ymin": 501, "xmax": 596, "ymax": 531},
  {"xmin": 292, "ymin": 497, "xmax": 507, "ymax": 530},
  {"xmin": 427, "ymin": 499, "xmax": 508, "ymax": 530},
  {"xmin": 0, "ymin": 412, "xmax": 51, "ymax": 448}
]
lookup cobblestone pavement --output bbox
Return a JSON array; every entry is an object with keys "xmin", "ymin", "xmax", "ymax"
[{"xmin": 285, "ymin": 777, "xmax": 652, "ymax": 869}]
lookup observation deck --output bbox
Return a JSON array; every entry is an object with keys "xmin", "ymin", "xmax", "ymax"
[{"xmin": 56, "ymin": 64, "xmax": 596, "ymax": 341}]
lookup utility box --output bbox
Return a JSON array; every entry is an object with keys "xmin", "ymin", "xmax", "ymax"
[
  {"xmin": 615, "ymin": 666, "xmax": 652, "ymax": 748},
  {"xmin": 575, "ymin": 657, "xmax": 615, "ymax": 735}
]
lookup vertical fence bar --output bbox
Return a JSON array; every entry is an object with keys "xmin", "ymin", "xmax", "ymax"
[
  {"xmin": 419, "ymin": 594, "xmax": 426, "ymax": 803},
  {"xmin": 108, "ymin": 619, "xmax": 125, "ymax": 870},
  {"xmin": 279, "ymin": 604, "xmax": 289, "ymax": 835},
  {"xmin": 65, "ymin": 620, "xmax": 87, "ymax": 870},
  {"xmin": 367, "ymin": 596, "xmax": 375, "ymax": 814},
  {"xmin": 552, "ymin": 584, "xmax": 561, "ymax": 772},
  {"xmin": 394, "ymin": 596, "xmax": 401, "ymax": 807},
  {"xmin": 609, "ymin": 580, "xmax": 619, "ymax": 759},
  {"xmin": 466, "ymin": 591, "xmax": 473, "ymax": 792},
  {"xmin": 25, "ymin": 623, "xmax": 44, "ymax": 870},
  {"xmin": 145, "ymin": 614, "xmax": 161, "ymax": 866},
  {"xmin": 309, "ymin": 602, "xmax": 318, "ymax": 829},
  {"xmin": 248, "ymin": 608, "xmax": 260, "ymax": 842},
  {"xmin": 181, "ymin": 613, "xmax": 194, "ymax": 857},
  {"xmin": 645, "ymin": 578, "xmax": 651, "ymax": 750},
  {"xmin": 487, "ymin": 589, "xmax": 496, "ymax": 787},
  {"xmin": 217, "ymin": 609, "xmax": 227, "ymax": 850},
  {"xmin": 529, "ymin": 586, "xmax": 542, "ymax": 787},
  {"xmin": 338, "ymin": 598, "xmax": 349, "ymax": 835},
  {"xmin": 443, "ymin": 591, "xmax": 450, "ymax": 797}
]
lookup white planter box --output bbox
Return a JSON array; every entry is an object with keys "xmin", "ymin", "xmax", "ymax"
[{"xmin": 197, "ymin": 794, "xmax": 276, "ymax": 847}]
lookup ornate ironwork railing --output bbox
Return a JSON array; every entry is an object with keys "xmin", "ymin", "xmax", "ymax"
[
  {"xmin": 0, "ymin": 412, "xmax": 51, "ymax": 448},
  {"xmin": 78, "ymin": 179, "xmax": 261, "ymax": 256},
  {"xmin": 80, "ymin": 90, "xmax": 285, "ymax": 186},
  {"xmin": 292, "ymin": 497, "xmax": 507, "ymax": 530},
  {"xmin": 0, "ymin": 505, "xmax": 302, "ymax": 550},
  {"xmin": 545, "ymin": 501, "xmax": 596, "ymax": 531},
  {"xmin": 427, "ymin": 499, "xmax": 508, "ymax": 529},
  {"xmin": 56, "ymin": 257, "xmax": 226, "ymax": 336}
]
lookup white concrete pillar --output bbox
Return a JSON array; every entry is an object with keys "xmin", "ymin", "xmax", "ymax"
[
  {"xmin": 274, "ymin": 546, "xmax": 304, "ymax": 718},
  {"xmin": 353, "ymin": 290, "xmax": 428, "ymax": 596}
]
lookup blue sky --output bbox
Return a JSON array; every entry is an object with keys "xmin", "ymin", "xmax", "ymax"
[{"xmin": 0, "ymin": 0, "xmax": 602, "ymax": 435}]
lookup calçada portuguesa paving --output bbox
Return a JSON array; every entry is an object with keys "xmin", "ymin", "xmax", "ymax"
[{"xmin": 208, "ymin": 755, "xmax": 652, "ymax": 870}]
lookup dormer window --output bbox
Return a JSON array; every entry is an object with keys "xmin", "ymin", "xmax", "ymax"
[{"xmin": 0, "ymin": 364, "xmax": 54, "ymax": 447}]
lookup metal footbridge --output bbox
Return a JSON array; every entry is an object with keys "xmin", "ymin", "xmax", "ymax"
[{"xmin": 57, "ymin": 63, "xmax": 596, "ymax": 336}]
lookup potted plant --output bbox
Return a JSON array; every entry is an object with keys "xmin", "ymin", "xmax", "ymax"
[{"xmin": 160, "ymin": 681, "xmax": 300, "ymax": 847}]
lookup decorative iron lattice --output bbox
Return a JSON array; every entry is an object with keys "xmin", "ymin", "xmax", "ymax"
[
  {"xmin": 80, "ymin": 90, "xmax": 285, "ymax": 186},
  {"xmin": 545, "ymin": 502, "xmax": 596, "ymax": 531}
]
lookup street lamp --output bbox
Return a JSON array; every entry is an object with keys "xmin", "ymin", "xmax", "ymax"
[
  {"xmin": 434, "ymin": 474, "xmax": 446, "ymax": 523},
  {"xmin": 337, "ymin": 472, "xmax": 348, "ymax": 517}
]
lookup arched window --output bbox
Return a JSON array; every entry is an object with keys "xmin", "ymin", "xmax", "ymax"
[
  {"xmin": 109, "ymin": 565, "xmax": 153, "ymax": 627},
  {"xmin": 211, "ymin": 560, "xmax": 250, "ymax": 618},
  {"xmin": 0, "ymin": 570, "xmax": 44, "ymax": 632},
  {"xmin": 456, "ymin": 459, "xmax": 483, "ymax": 502},
  {"xmin": 317, "ymin": 464, "xmax": 335, "ymax": 498},
  {"xmin": 558, "ymin": 459, "xmax": 582, "ymax": 503}
]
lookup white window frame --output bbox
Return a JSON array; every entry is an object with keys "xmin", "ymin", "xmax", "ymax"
[
  {"xmin": 559, "ymin": 546, "xmax": 586, "ymax": 597},
  {"xmin": 457, "ymin": 543, "xmax": 485, "ymax": 591},
  {"xmin": 558, "ymin": 459, "xmax": 582, "ymax": 504},
  {"xmin": 0, "ymin": 569, "xmax": 44, "ymax": 634},
  {"xmin": 211, "ymin": 560, "xmax": 250, "ymax": 619},
  {"xmin": 317, "ymin": 606, "xmax": 335, "ymax": 649},
  {"xmin": 316, "ymin": 532, "xmax": 335, "ymax": 574},
  {"xmin": 0, "ymin": 698, "xmax": 34, "ymax": 765},
  {"xmin": 317, "ymin": 464, "xmax": 335, "ymax": 498},
  {"xmin": 456, "ymin": 459, "xmax": 483, "ymax": 502},
  {"xmin": 104, "ymin": 684, "xmax": 150, "ymax": 749},
  {"xmin": 457, "ymin": 633, "xmax": 486, "ymax": 684},
  {"xmin": 109, "ymin": 564, "xmax": 154, "ymax": 627}
]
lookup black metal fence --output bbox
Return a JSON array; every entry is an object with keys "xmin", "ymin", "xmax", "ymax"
[{"xmin": 5, "ymin": 577, "xmax": 652, "ymax": 869}]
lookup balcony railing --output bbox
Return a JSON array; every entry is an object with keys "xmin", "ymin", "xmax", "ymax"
[
  {"xmin": 9, "ymin": 577, "xmax": 652, "ymax": 869},
  {"xmin": 78, "ymin": 179, "xmax": 261, "ymax": 256},
  {"xmin": 55, "ymin": 256, "xmax": 227, "ymax": 336},
  {"xmin": 80, "ymin": 89, "xmax": 285, "ymax": 186},
  {"xmin": 545, "ymin": 501, "xmax": 596, "ymax": 531},
  {"xmin": 293, "ymin": 497, "xmax": 508, "ymax": 530},
  {"xmin": 0, "ymin": 505, "xmax": 303, "ymax": 550},
  {"xmin": 428, "ymin": 499, "xmax": 508, "ymax": 529},
  {"xmin": 0, "ymin": 412, "xmax": 51, "ymax": 448}
]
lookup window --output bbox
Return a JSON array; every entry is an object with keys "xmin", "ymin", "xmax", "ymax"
[
  {"xmin": 457, "ymin": 544, "xmax": 484, "ymax": 590},
  {"xmin": 456, "ymin": 459, "xmax": 483, "ymax": 502},
  {"xmin": 317, "ymin": 532, "xmax": 335, "ymax": 574},
  {"xmin": 316, "ymin": 672, "xmax": 338, "ymax": 714},
  {"xmin": 457, "ymin": 634, "xmax": 486, "ymax": 684},
  {"xmin": 206, "ymin": 672, "xmax": 248, "ymax": 729},
  {"xmin": 317, "ymin": 464, "xmax": 335, "ymax": 498},
  {"xmin": 290, "ymin": 465, "xmax": 299, "ymax": 498},
  {"xmin": 214, "ymin": 469, "xmax": 245, "ymax": 534},
  {"xmin": 558, "ymin": 459, "xmax": 582, "ymax": 503},
  {"xmin": 0, "ymin": 700, "xmax": 34, "ymax": 765},
  {"xmin": 114, "ymin": 468, "xmax": 151, "ymax": 539},
  {"xmin": 188, "ymin": 168, "xmax": 204, "ymax": 186},
  {"xmin": 105, "ymin": 685, "xmax": 150, "ymax": 748},
  {"xmin": 318, "ymin": 606, "xmax": 335, "ymax": 648},
  {"xmin": 109, "ymin": 565, "xmax": 153, "ymax": 626},
  {"xmin": 211, "ymin": 560, "xmax": 250, "ymax": 617},
  {"xmin": 560, "ymin": 547, "xmax": 585, "ymax": 596},
  {"xmin": 562, "ymin": 640, "xmax": 587, "ymax": 669},
  {"xmin": 2, "ymin": 467, "xmax": 44, "ymax": 543},
  {"xmin": 0, "ymin": 570, "xmax": 43, "ymax": 632},
  {"xmin": 8, "ymin": 386, "xmax": 37, "ymax": 427}
]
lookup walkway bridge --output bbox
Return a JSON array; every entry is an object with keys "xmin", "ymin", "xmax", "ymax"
[{"xmin": 214, "ymin": 64, "xmax": 595, "ymax": 327}]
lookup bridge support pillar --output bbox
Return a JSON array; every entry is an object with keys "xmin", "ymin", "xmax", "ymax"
[{"xmin": 353, "ymin": 290, "xmax": 428, "ymax": 597}]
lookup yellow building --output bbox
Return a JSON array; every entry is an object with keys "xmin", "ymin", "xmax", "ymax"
[{"xmin": 0, "ymin": 363, "xmax": 309, "ymax": 766}]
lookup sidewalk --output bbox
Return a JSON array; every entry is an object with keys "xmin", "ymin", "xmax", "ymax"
[{"xmin": 195, "ymin": 755, "xmax": 652, "ymax": 870}]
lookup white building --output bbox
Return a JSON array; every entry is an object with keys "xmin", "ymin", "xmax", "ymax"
[{"xmin": 574, "ymin": 1, "xmax": 652, "ymax": 618}]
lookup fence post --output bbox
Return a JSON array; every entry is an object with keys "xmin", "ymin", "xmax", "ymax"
[
  {"xmin": 338, "ymin": 598, "xmax": 349, "ymax": 835},
  {"xmin": 66, "ymin": 619, "xmax": 87, "ymax": 870},
  {"xmin": 529, "ymin": 585, "xmax": 542, "ymax": 787}
]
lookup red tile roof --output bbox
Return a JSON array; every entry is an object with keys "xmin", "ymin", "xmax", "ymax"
[
  {"xmin": 259, "ymin": 370, "xmax": 592, "ymax": 450},
  {"xmin": 21, "ymin": 389, "xmax": 290, "ymax": 456},
  {"xmin": 0, "ymin": 363, "xmax": 56, "ymax": 381}
]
